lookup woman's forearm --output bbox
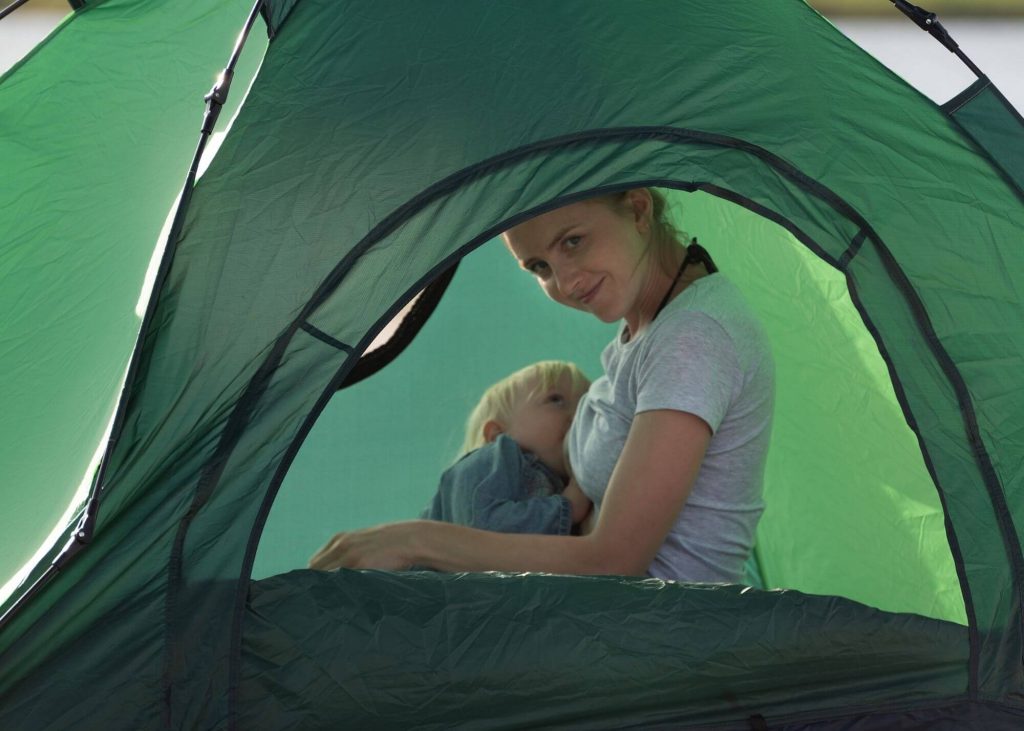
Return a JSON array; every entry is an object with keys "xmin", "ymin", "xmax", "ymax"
[
  {"xmin": 310, "ymin": 519, "xmax": 619, "ymax": 574},
  {"xmin": 412, "ymin": 520, "xmax": 620, "ymax": 575}
]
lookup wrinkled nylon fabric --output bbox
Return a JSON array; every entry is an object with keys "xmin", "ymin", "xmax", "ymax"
[
  {"xmin": 948, "ymin": 80, "xmax": 1024, "ymax": 195},
  {"xmin": 0, "ymin": 0, "xmax": 264, "ymax": 603},
  {"xmin": 240, "ymin": 570, "xmax": 968, "ymax": 730}
]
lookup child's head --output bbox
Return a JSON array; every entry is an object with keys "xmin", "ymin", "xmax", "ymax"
[{"xmin": 460, "ymin": 360, "xmax": 590, "ymax": 479}]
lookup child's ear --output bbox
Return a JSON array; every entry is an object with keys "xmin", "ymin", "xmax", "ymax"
[{"xmin": 482, "ymin": 420, "xmax": 504, "ymax": 444}]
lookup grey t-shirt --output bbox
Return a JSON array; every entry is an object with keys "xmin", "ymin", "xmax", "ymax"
[{"xmin": 567, "ymin": 273, "xmax": 774, "ymax": 583}]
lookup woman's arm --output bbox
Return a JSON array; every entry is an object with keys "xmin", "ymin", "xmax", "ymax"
[
  {"xmin": 586, "ymin": 409, "xmax": 711, "ymax": 573},
  {"xmin": 309, "ymin": 409, "xmax": 710, "ymax": 575}
]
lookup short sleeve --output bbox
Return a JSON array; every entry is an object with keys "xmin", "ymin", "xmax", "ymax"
[
  {"xmin": 427, "ymin": 436, "xmax": 572, "ymax": 535},
  {"xmin": 634, "ymin": 312, "xmax": 741, "ymax": 433}
]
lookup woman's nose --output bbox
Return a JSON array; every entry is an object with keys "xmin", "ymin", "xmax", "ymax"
[{"xmin": 553, "ymin": 264, "xmax": 581, "ymax": 299}]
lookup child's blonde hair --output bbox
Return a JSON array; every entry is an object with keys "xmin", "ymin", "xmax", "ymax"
[{"xmin": 458, "ymin": 360, "xmax": 589, "ymax": 459}]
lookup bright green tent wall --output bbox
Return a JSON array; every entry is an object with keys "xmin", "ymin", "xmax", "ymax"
[{"xmin": 2, "ymin": 0, "xmax": 1024, "ymax": 728}]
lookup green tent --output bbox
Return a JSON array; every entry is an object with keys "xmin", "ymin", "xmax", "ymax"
[{"xmin": 2, "ymin": 0, "xmax": 1023, "ymax": 727}]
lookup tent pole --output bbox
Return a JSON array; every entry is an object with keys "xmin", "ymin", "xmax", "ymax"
[
  {"xmin": 0, "ymin": 0, "xmax": 268, "ymax": 639},
  {"xmin": 0, "ymin": 0, "xmax": 31, "ymax": 22},
  {"xmin": 890, "ymin": 0, "xmax": 986, "ymax": 78}
]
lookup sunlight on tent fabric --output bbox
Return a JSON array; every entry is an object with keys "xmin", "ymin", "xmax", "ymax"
[
  {"xmin": 0, "ymin": 9, "xmax": 269, "ymax": 598},
  {"xmin": 135, "ymin": 38, "xmax": 265, "ymax": 319},
  {"xmin": 136, "ymin": 130, "xmax": 236, "ymax": 318},
  {"xmin": 0, "ymin": 413, "xmax": 114, "ymax": 607},
  {"xmin": 137, "ymin": 197, "xmax": 179, "ymax": 319}
]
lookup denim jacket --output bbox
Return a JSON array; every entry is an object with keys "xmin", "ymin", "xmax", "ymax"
[{"xmin": 420, "ymin": 434, "xmax": 572, "ymax": 536}]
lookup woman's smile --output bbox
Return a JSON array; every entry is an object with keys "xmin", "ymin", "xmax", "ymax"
[{"xmin": 579, "ymin": 277, "xmax": 604, "ymax": 305}]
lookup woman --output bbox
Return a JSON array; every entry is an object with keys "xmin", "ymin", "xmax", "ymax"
[{"xmin": 310, "ymin": 188, "xmax": 774, "ymax": 583}]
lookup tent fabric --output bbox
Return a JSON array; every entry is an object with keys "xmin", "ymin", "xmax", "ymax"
[
  {"xmin": 240, "ymin": 570, "xmax": 969, "ymax": 730},
  {"xmin": 944, "ymin": 77, "xmax": 1024, "ymax": 195},
  {"xmin": 2, "ymin": 0, "xmax": 1024, "ymax": 729},
  {"xmin": 0, "ymin": 0, "xmax": 267, "ymax": 602}
]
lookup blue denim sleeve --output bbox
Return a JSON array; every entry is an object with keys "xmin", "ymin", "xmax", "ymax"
[{"xmin": 423, "ymin": 436, "xmax": 571, "ymax": 536}]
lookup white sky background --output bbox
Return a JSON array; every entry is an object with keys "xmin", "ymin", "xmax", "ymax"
[{"xmin": 836, "ymin": 17, "xmax": 1024, "ymax": 110}]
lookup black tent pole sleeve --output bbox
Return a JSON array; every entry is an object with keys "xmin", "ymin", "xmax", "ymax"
[
  {"xmin": 0, "ymin": 0, "xmax": 32, "ymax": 22},
  {"xmin": 890, "ymin": 0, "xmax": 985, "ymax": 78},
  {"xmin": 0, "ymin": 0, "xmax": 267, "ymax": 640}
]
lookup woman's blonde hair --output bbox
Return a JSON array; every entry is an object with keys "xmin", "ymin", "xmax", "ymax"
[
  {"xmin": 598, "ymin": 188, "xmax": 690, "ymax": 275},
  {"xmin": 458, "ymin": 360, "xmax": 590, "ymax": 459}
]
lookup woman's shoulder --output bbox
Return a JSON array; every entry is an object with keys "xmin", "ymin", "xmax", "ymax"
[
  {"xmin": 639, "ymin": 276, "xmax": 734, "ymax": 341},
  {"xmin": 668, "ymin": 274, "xmax": 766, "ymax": 335},
  {"xmin": 645, "ymin": 275, "xmax": 773, "ymax": 373},
  {"xmin": 667, "ymin": 273, "xmax": 747, "ymax": 318}
]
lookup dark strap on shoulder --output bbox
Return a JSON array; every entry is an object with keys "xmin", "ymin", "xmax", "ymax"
[{"xmin": 686, "ymin": 236, "xmax": 718, "ymax": 274}]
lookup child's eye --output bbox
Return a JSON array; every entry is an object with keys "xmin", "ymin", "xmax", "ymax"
[
  {"xmin": 547, "ymin": 393, "xmax": 566, "ymax": 404},
  {"xmin": 563, "ymin": 235, "xmax": 582, "ymax": 249}
]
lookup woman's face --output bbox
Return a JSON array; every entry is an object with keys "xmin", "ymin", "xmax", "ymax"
[{"xmin": 503, "ymin": 191, "xmax": 655, "ymax": 324}]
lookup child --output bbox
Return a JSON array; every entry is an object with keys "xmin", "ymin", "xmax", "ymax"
[{"xmin": 421, "ymin": 361, "xmax": 592, "ymax": 536}]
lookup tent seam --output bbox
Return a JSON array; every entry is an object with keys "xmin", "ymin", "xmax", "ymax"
[
  {"xmin": 299, "ymin": 321, "xmax": 353, "ymax": 352},
  {"xmin": 943, "ymin": 109, "xmax": 1024, "ymax": 204},
  {"xmin": 855, "ymin": 233, "xmax": 1024, "ymax": 697},
  {"xmin": 224, "ymin": 256, "xmax": 468, "ymax": 729},
  {"xmin": 841, "ymin": 246, "xmax": 981, "ymax": 698},
  {"xmin": 838, "ymin": 230, "xmax": 867, "ymax": 270},
  {"xmin": 941, "ymin": 77, "xmax": 991, "ymax": 115}
]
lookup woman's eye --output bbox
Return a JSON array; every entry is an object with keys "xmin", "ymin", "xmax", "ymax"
[
  {"xmin": 563, "ymin": 235, "xmax": 582, "ymax": 249},
  {"xmin": 528, "ymin": 261, "xmax": 550, "ymax": 276}
]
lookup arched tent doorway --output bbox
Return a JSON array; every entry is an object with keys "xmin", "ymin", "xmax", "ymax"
[
  {"xmin": 259, "ymin": 185, "xmax": 967, "ymax": 626},
  {"xmin": 2, "ymin": 0, "xmax": 1023, "ymax": 728}
]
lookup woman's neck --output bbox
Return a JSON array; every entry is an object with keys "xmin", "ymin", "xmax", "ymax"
[{"xmin": 623, "ymin": 250, "xmax": 708, "ymax": 340}]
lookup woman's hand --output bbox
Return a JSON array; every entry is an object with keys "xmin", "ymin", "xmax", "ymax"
[
  {"xmin": 562, "ymin": 477, "xmax": 592, "ymax": 525},
  {"xmin": 309, "ymin": 521, "xmax": 422, "ymax": 571}
]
